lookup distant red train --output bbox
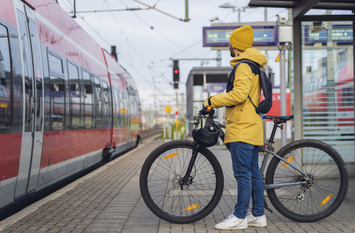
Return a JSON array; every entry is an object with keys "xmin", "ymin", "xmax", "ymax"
[
  {"xmin": 0, "ymin": 0, "xmax": 141, "ymax": 209},
  {"xmin": 303, "ymin": 63, "xmax": 354, "ymax": 137}
]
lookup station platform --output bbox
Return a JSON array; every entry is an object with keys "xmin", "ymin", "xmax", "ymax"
[{"xmin": 0, "ymin": 136, "xmax": 354, "ymax": 233}]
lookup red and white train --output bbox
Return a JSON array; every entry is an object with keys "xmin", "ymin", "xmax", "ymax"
[
  {"xmin": 0, "ymin": 0, "xmax": 141, "ymax": 210},
  {"xmin": 303, "ymin": 60, "xmax": 354, "ymax": 158}
]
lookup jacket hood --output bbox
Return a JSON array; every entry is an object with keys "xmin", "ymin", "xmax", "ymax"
[{"xmin": 230, "ymin": 48, "xmax": 267, "ymax": 68}]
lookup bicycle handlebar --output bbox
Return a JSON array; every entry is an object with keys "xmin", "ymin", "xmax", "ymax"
[{"xmin": 196, "ymin": 108, "xmax": 225, "ymax": 130}]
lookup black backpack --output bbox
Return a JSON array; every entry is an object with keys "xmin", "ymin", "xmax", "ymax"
[{"xmin": 226, "ymin": 59, "xmax": 273, "ymax": 114}]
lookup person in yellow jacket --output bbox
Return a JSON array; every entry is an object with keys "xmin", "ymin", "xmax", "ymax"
[{"xmin": 203, "ymin": 25, "xmax": 267, "ymax": 230}]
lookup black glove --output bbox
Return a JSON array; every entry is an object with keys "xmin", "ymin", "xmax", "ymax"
[{"xmin": 200, "ymin": 105, "xmax": 211, "ymax": 115}]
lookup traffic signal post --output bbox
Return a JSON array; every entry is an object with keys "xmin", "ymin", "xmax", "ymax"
[
  {"xmin": 170, "ymin": 57, "xmax": 221, "ymax": 90},
  {"xmin": 173, "ymin": 60, "xmax": 179, "ymax": 89}
]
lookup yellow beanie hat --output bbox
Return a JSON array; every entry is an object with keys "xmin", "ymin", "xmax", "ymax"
[{"xmin": 230, "ymin": 25, "xmax": 254, "ymax": 51}]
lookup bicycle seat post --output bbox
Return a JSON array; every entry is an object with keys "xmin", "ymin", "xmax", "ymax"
[
  {"xmin": 268, "ymin": 121, "xmax": 279, "ymax": 144},
  {"xmin": 264, "ymin": 115, "xmax": 293, "ymax": 145}
]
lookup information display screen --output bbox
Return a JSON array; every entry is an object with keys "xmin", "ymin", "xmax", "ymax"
[
  {"xmin": 203, "ymin": 25, "xmax": 278, "ymax": 47},
  {"xmin": 304, "ymin": 25, "xmax": 353, "ymax": 45}
]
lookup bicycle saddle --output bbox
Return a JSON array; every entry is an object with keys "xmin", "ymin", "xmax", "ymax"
[{"xmin": 263, "ymin": 115, "xmax": 294, "ymax": 123}]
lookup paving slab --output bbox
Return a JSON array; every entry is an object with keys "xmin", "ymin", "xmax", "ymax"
[{"xmin": 0, "ymin": 137, "xmax": 354, "ymax": 233}]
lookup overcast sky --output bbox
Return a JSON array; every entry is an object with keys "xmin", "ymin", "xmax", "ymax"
[{"xmin": 57, "ymin": 0, "xmax": 289, "ymax": 112}]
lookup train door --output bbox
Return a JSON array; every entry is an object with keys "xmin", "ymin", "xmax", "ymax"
[
  {"xmin": 14, "ymin": 1, "xmax": 44, "ymax": 197},
  {"xmin": 122, "ymin": 89, "xmax": 129, "ymax": 147},
  {"xmin": 127, "ymin": 89, "xmax": 132, "ymax": 146}
]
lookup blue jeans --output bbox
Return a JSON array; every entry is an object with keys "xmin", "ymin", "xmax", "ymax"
[{"xmin": 230, "ymin": 142, "xmax": 264, "ymax": 218}]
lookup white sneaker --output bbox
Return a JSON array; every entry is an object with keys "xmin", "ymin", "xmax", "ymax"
[
  {"xmin": 215, "ymin": 214, "xmax": 248, "ymax": 230},
  {"xmin": 246, "ymin": 214, "xmax": 267, "ymax": 227}
]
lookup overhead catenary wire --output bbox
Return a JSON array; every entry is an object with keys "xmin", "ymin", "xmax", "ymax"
[
  {"xmin": 103, "ymin": 0, "xmax": 201, "ymax": 88},
  {"xmin": 103, "ymin": 1, "xmax": 175, "ymax": 86},
  {"xmin": 58, "ymin": 0, "xmax": 158, "ymax": 91},
  {"xmin": 115, "ymin": 0, "xmax": 214, "ymax": 86},
  {"xmin": 117, "ymin": 0, "xmax": 195, "ymax": 58},
  {"xmin": 57, "ymin": 0, "xmax": 218, "ymax": 110},
  {"xmin": 63, "ymin": 0, "xmax": 213, "ymax": 87},
  {"xmin": 131, "ymin": 0, "xmax": 189, "ymax": 22}
]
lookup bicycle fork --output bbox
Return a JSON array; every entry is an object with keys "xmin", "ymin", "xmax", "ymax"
[{"xmin": 179, "ymin": 143, "xmax": 199, "ymax": 189}]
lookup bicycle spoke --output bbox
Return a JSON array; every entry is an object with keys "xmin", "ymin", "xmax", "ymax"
[
  {"xmin": 140, "ymin": 141, "xmax": 223, "ymax": 222},
  {"xmin": 266, "ymin": 140, "xmax": 347, "ymax": 222}
]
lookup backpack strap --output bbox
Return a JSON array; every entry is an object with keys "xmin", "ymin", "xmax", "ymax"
[
  {"xmin": 239, "ymin": 60, "xmax": 261, "ymax": 109},
  {"xmin": 227, "ymin": 59, "xmax": 262, "ymax": 109}
]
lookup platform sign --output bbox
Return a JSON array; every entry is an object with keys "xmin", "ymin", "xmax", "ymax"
[
  {"xmin": 165, "ymin": 105, "xmax": 172, "ymax": 114},
  {"xmin": 203, "ymin": 25, "xmax": 278, "ymax": 47},
  {"xmin": 204, "ymin": 83, "xmax": 227, "ymax": 93},
  {"xmin": 304, "ymin": 25, "xmax": 353, "ymax": 45}
]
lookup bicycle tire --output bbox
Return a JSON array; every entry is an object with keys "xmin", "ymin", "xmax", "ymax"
[
  {"xmin": 139, "ymin": 140, "xmax": 224, "ymax": 224},
  {"xmin": 266, "ymin": 139, "xmax": 348, "ymax": 222}
]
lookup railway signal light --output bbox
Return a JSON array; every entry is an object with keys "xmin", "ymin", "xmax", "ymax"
[
  {"xmin": 173, "ymin": 60, "xmax": 179, "ymax": 89},
  {"xmin": 111, "ymin": 45, "xmax": 118, "ymax": 61}
]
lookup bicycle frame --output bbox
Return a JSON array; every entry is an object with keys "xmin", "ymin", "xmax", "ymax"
[
  {"xmin": 191, "ymin": 112, "xmax": 311, "ymax": 190},
  {"xmin": 141, "ymin": 111, "xmax": 348, "ymax": 223}
]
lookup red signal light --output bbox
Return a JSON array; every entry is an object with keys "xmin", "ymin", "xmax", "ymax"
[{"xmin": 172, "ymin": 60, "xmax": 179, "ymax": 89}]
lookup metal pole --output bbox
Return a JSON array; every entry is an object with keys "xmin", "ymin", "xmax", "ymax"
[
  {"xmin": 73, "ymin": 0, "xmax": 76, "ymax": 18},
  {"xmin": 263, "ymin": 7, "xmax": 268, "ymax": 142},
  {"xmin": 280, "ymin": 43, "xmax": 287, "ymax": 146},
  {"xmin": 264, "ymin": 8, "xmax": 269, "ymax": 76},
  {"xmin": 238, "ymin": 8, "xmax": 241, "ymax": 22},
  {"xmin": 176, "ymin": 90, "xmax": 178, "ymax": 115},
  {"xmin": 264, "ymin": 8, "xmax": 269, "ymax": 75},
  {"xmin": 217, "ymin": 50, "xmax": 221, "ymax": 67},
  {"xmin": 185, "ymin": 0, "xmax": 189, "ymax": 22}
]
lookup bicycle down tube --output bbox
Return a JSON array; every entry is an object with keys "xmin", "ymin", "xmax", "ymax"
[{"xmin": 139, "ymin": 111, "xmax": 348, "ymax": 223}]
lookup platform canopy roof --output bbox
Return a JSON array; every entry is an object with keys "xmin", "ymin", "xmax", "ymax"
[{"xmin": 248, "ymin": 0, "xmax": 355, "ymax": 19}]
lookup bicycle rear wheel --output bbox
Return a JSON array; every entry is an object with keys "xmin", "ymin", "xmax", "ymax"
[
  {"xmin": 266, "ymin": 139, "xmax": 348, "ymax": 222},
  {"xmin": 139, "ymin": 140, "xmax": 224, "ymax": 224}
]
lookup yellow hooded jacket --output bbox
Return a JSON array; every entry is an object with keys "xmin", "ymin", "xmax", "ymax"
[{"xmin": 204, "ymin": 48, "xmax": 267, "ymax": 146}]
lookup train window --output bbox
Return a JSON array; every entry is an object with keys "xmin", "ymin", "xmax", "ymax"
[
  {"xmin": 93, "ymin": 77, "xmax": 102, "ymax": 128},
  {"xmin": 102, "ymin": 81, "xmax": 110, "ymax": 128},
  {"xmin": 50, "ymin": 75, "xmax": 65, "ymax": 131},
  {"xmin": 130, "ymin": 95, "xmax": 135, "ymax": 116},
  {"xmin": 68, "ymin": 62, "xmax": 81, "ymax": 129},
  {"xmin": 133, "ymin": 92, "xmax": 140, "ymax": 117},
  {"xmin": 120, "ymin": 92, "xmax": 128, "ymax": 127},
  {"xmin": 48, "ymin": 53, "xmax": 63, "ymax": 75},
  {"xmin": 0, "ymin": 25, "xmax": 11, "ymax": 128},
  {"xmin": 48, "ymin": 51, "xmax": 65, "ymax": 131},
  {"xmin": 82, "ymin": 70, "xmax": 93, "ymax": 129},
  {"xmin": 118, "ymin": 91, "xmax": 123, "ymax": 127},
  {"xmin": 112, "ymin": 87, "xmax": 120, "ymax": 127}
]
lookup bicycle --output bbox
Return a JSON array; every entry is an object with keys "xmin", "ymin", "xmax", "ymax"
[{"xmin": 139, "ymin": 109, "xmax": 348, "ymax": 224}]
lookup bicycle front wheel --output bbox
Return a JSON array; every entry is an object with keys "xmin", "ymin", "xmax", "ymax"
[
  {"xmin": 139, "ymin": 140, "xmax": 224, "ymax": 224},
  {"xmin": 266, "ymin": 139, "xmax": 348, "ymax": 222}
]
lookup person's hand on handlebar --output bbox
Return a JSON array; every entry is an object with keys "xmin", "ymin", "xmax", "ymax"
[
  {"xmin": 200, "ymin": 97, "xmax": 213, "ymax": 115},
  {"xmin": 200, "ymin": 105, "xmax": 212, "ymax": 115}
]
